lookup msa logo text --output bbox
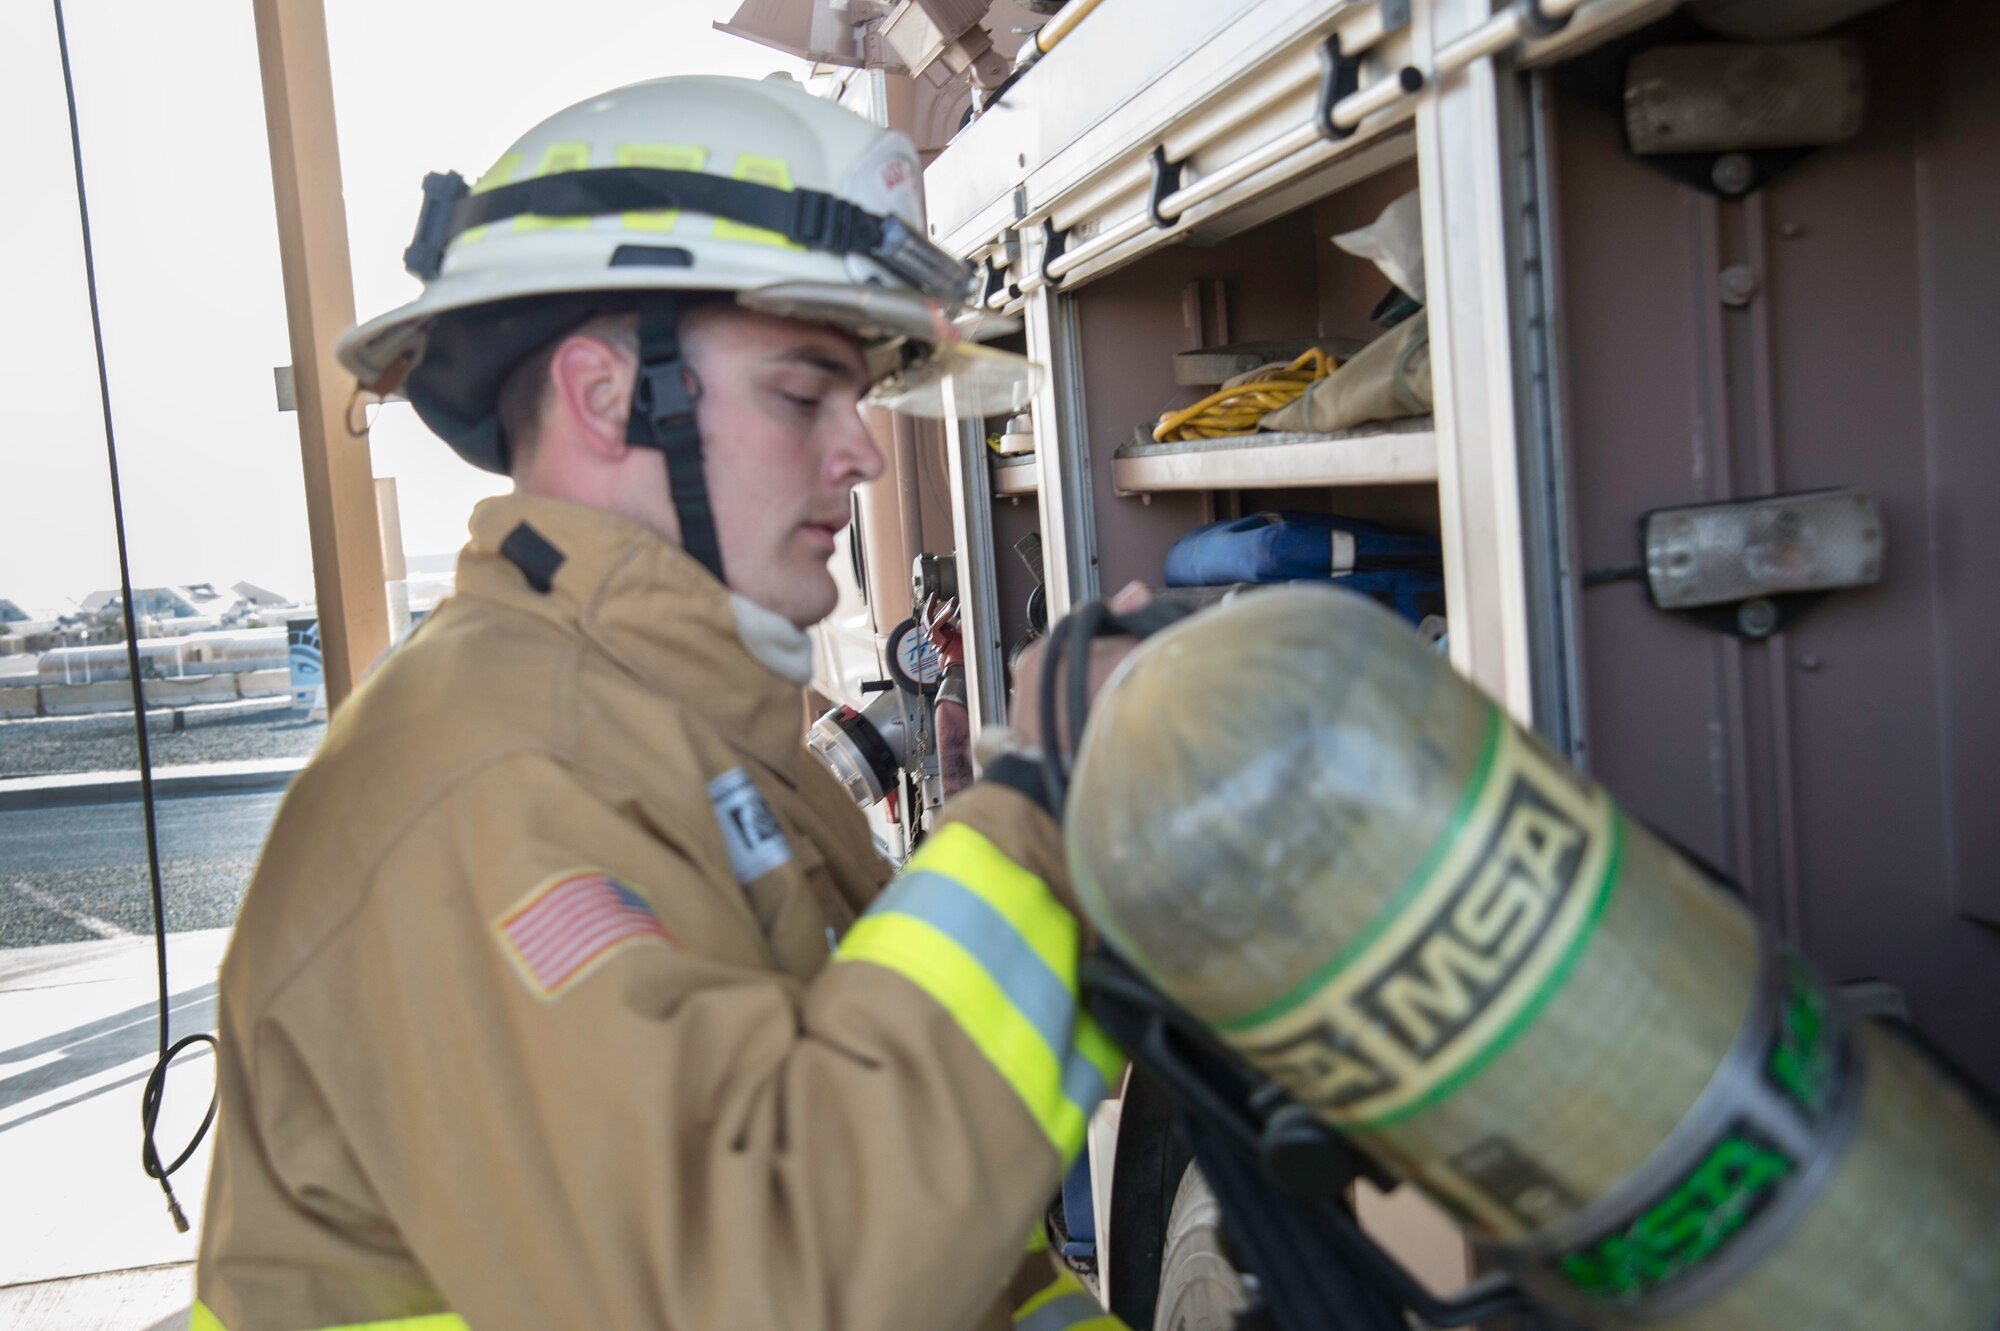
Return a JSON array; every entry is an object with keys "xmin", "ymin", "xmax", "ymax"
[
  {"xmin": 1243, "ymin": 772, "xmax": 1594, "ymax": 1115},
  {"xmin": 1356, "ymin": 779, "xmax": 1590, "ymax": 1059},
  {"xmin": 1558, "ymin": 1126, "xmax": 1796, "ymax": 1301}
]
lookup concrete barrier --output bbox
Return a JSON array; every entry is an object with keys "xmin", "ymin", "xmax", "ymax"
[
  {"xmin": 6, "ymin": 666, "xmax": 302, "ymax": 716},
  {"xmin": 237, "ymin": 668, "xmax": 292, "ymax": 699},
  {"xmin": 144, "ymin": 676, "xmax": 239, "ymax": 707},
  {"xmin": 40, "ymin": 681, "xmax": 134, "ymax": 715}
]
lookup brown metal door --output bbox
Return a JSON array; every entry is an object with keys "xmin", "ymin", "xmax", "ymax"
[{"xmin": 1546, "ymin": 1, "xmax": 2000, "ymax": 1088}]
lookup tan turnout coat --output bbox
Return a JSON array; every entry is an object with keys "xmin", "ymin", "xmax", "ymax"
[{"xmin": 195, "ymin": 494, "xmax": 1080, "ymax": 1331}]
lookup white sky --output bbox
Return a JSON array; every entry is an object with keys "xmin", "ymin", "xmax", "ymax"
[{"xmin": 1, "ymin": 0, "xmax": 804, "ymax": 614}]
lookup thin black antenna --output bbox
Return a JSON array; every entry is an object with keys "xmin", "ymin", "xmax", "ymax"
[{"xmin": 52, "ymin": 0, "xmax": 218, "ymax": 1233}]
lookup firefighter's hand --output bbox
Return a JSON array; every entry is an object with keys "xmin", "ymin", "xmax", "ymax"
[{"xmin": 1006, "ymin": 581, "xmax": 1152, "ymax": 753}]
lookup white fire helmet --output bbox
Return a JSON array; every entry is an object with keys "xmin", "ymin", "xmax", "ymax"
[{"xmin": 336, "ymin": 74, "xmax": 1035, "ymax": 480}]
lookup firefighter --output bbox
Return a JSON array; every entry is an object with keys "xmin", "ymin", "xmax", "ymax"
[{"xmin": 194, "ymin": 74, "xmax": 1124, "ymax": 1331}]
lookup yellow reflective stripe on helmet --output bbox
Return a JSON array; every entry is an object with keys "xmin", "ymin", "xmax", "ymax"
[
  {"xmin": 615, "ymin": 143, "xmax": 708, "ymax": 232},
  {"xmin": 836, "ymin": 824, "xmax": 1111, "ymax": 1160},
  {"xmin": 1013, "ymin": 1269, "xmax": 1128, "ymax": 1331},
  {"xmin": 190, "ymin": 1299, "xmax": 466, "ymax": 1331},
  {"xmin": 713, "ymin": 154, "xmax": 803, "ymax": 249},
  {"xmin": 457, "ymin": 151, "xmax": 523, "ymax": 247},
  {"xmin": 472, "ymin": 151, "xmax": 524, "ymax": 194},
  {"xmin": 513, "ymin": 143, "xmax": 593, "ymax": 233}
]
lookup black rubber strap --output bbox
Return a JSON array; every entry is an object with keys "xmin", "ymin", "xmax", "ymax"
[
  {"xmin": 628, "ymin": 305, "xmax": 724, "ymax": 584},
  {"xmin": 449, "ymin": 167, "xmax": 884, "ymax": 258},
  {"xmin": 982, "ymin": 752, "xmax": 1055, "ymax": 816},
  {"xmin": 499, "ymin": 521, "xmax": 566, "ymax": 594}
]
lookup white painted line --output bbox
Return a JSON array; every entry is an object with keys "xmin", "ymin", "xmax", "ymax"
[
  {"xmin": 10, "ymin": 882, "xmax": 131, "ymax": 940},
  {"xmin": 0, "ymin": 1043, "xmax": 213, "ymax": 1133}
]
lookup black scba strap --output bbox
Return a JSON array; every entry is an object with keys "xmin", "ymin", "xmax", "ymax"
[
  {"xmin": 629, "ymin": 304, "xmax": 725, "ymax": 584},
  {"xmin": 402, "ymin": 166, "xmax": 973, "ymax": 302},
  {"xmin": 1081, "ymin": 949, "xmax": 1542, "ymax": 1331},
  {"xmin": 1036, "ymin": 597, "xmax": 1197, "ymax": 816}
]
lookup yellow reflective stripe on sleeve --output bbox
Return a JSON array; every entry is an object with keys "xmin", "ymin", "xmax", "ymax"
[
  {"xmin": 1030, "ymin": 1308, "xmax": 1125, "ymax": 1331},
  {"xmin": 1015, "ymin": 1269, "xmax": 1083, "ymax": 1319},
  {"xmin": 1074, "ymin": 1007, "xmax": 1127, "ymax": 1091},
  {"xmin": 1013, "ymin": 1270, "xmax": 1128, "ymax": 1331},
  {"xmin": 840, "ymin": 911, "xmax": 1094, "ymax": 1158},
  {"xmin": 917, "ymin": 823, "xmax": 1081, "ymax": 984},
  {"xmin": 615, "ymin": 143, "xmax": 708, "ymax": 232},
  {"xmin": 1025, "ymin": 1220, "xmax": 1051, "ymax": 1253},
  {"xmin": 908, "ymin": 826, "xmax": 1125, "ymax": 1127},
  {"xmin": 456, "ymin": 151, "xmax": 523, "ymax": 247},
  {"xmin": 513, "ymin": 143, "xmax": 593, "ymax": 232},
  {"xmin": 1059, "ymin": 1011, "xmax": 1126, "ymax": 1138},
  {"xmin": 190, "ymin": 1299, "xmax": 466, "ymax": 1331},
  {"xmin": 712, "ymin": 153, "xmax": 803, "ymax": 248},
  {"xmin": 836, "ymin": 823, "xmax": 1117, "ymax": 1159}
]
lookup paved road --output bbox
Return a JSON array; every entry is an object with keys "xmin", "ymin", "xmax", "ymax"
[{"xmin": 0, "ymin": 790, "xmax": 281, "ymax": 947}]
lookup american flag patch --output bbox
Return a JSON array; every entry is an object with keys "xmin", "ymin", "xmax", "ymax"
[{"xmin": 494, "ymin": 872, "xmax": 673, "ymax": 1000}]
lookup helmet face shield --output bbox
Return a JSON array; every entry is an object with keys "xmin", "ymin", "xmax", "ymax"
[
  {"xmin": 867, "ymin": 341, "xmax": 1043, "ymax": 421},
  {"xmin": 737, "ymin": 282, "xmax": 1043, "ymax": 421}
]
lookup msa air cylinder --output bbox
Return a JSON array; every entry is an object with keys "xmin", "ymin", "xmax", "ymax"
[{"xmin": 1067, "ymin": 586, "xmax": 2000, "ymax": 1328}]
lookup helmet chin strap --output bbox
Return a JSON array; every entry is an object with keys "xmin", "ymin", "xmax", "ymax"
[{"xmin": 628, "ymin": 301, "xmax": 726, "ymax": 584}]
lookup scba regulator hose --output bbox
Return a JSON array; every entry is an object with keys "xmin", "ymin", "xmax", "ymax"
[{"xmin": 1067, "ymin": 585, "xmax": 2000, "ymax": 1329}]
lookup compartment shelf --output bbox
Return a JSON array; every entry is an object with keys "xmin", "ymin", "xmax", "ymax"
[
  {"xmin": 1112, "ymin": 417, "xmax": 1436, "ymax": 493},
  {"xmin": 990, "ymin": 453, "xmax": 1040, "ymax": 497}
]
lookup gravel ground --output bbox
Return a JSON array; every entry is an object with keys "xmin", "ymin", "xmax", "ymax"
[
  {"xmin": 0, "ymin": 699, "xmax": 325, "ymax": 780},
  {"xmin": 0, "ymin": 790, "xmax": 281, "ymax": 945}
]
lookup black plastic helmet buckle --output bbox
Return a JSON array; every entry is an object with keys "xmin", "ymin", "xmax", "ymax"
[{"xmin": 404, "ymin": 171, "xmax": 469, "ymax": 282}]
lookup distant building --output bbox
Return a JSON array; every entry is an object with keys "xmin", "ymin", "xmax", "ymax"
[
  {"xmin": 233, "ymin": 581, "xmax": 295, "ymax": 608},
  {"xmin": 81, "ymin": 583, "xmax": 254, "ymax": 637},
  {"xmin": 0, "ymin": 599, "xmax": 62, "ymax": 637}
]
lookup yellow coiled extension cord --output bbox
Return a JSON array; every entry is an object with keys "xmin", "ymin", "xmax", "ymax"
[{"xmin": 1151, "ymin": 347, "xmax": 1337, "ymax": 443}]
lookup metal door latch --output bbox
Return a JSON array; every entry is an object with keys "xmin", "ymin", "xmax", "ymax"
[{"xmin": 1588, "ymin": 488, "xmax": 1884, "ymax": 638}]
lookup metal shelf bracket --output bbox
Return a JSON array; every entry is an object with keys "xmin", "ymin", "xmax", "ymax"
[
  {"xmin": 1040, "ymin": 217, "xmax": 1072, "ymax": 290},
  {"xmin": 1317, "ymin": 33, "xmax": 1365, "ymax": 141},
  {"xmin": 1147, "ymin": 146, "xmax": 1187, "ymax": 227}
]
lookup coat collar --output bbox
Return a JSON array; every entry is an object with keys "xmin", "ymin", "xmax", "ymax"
[{"xmin": 457, "ymin": 493, "xmax": 807, "ymax": 785}]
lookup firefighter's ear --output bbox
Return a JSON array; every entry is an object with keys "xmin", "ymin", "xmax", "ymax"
[{"xmin": 550, "ymin": 331, "xmax": 639, "ymax": 460}]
